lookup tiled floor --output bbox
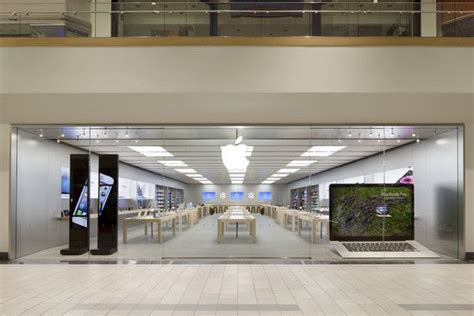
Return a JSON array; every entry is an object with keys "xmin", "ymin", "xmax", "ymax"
[{"xmin": 0, "ymin": 264, "xmax": 472, "ymax": 315}]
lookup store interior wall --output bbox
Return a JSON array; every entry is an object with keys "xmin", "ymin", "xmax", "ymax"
[
  {"xmin": 289, "ymin": 129, "xmax": 461, "ymax": 258},
  {"xmin": 13, "ymin": 129, "xmax": 189, "ymax": 258},
  {"xmin": 185, "ymin": 184, "xmax": 289, "ymax": 206}
]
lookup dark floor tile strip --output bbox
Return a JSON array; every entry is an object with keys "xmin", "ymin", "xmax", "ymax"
[{"xmin": 400, "ymin": 304, "xmax": 474, "ymax": 311}]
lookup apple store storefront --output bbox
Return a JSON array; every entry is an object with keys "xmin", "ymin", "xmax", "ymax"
[{"xmin": 9, "ymin": 125, "xmax": 465, "ymax": 262}]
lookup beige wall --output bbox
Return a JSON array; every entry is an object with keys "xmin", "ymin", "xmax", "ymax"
[{"xmin": 0, "ymin": 45, "xmax": 472, "ymax": 257}]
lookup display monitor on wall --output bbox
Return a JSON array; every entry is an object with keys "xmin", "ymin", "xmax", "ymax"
[
  {"xmin": 329, "ymin": 184, "xmax": 414, "ymax": 241},
  {"xmin": 230, "ymin": 191, "xmax": 244, "ymax": 201},
  {"xmin": 258, "ymin": 192, "xmax": 272, "ymax": 201},
  {"xmin": 202, "ymin": 192, "xmax": 217, "ymax": 201}
]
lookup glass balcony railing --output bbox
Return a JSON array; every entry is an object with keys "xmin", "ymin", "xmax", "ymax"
[{"xmin": 0, "ymin": 1, "xmax": 472, "ymax": 38}]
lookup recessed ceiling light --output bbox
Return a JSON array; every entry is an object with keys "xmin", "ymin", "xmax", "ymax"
[
  {"xmin": 228, "ymin": 173, "xmax": 246, "ymax": 177},
  {"xmin": 231, "ymin": 181, "xmax": 243, "ymax": 184},
  {"xmin": 262, "ymin": 180, "xmax": 275, "ymax": 184},
  {"xmin": 301, "ymin": 146, "xmax": 346, "ymax": 157},
  {"xmin": 158, "ymin": 160, "xmax": 187, "ymax": 167},
  {"xmin": 277, "ymin": 168, "xmax": 299, "ymax": 173},
  {"xmin": 200, "ymin": 181, "xmax": 213, "ymax": 184},
  {"xmin": 174, "ymin": 168, "xmax": 197, "ymax": 173},
  {"xmin": 187, "ymin": 174, "xmax": 203, "ymax": 178},
  {"xmin": 194, "ymin": 177, "xmax": 208, "ymax": 181},
  {"xmin": 271, "ymin": 173, "xmax": 288, "ymax": 178},
  {"xmin": 267, "ymin": 177, "xmax": 281, "ymax": 181},
  {"xmin": 129, "ymin": 146, "xmax": 173, "ymax": 157},
  {"xmin": 287, "ymin": 160, "xmax": 316, "ymax": 167}
]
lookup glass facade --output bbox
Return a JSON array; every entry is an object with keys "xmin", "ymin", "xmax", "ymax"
[{"xmin": 9, "ymin": 125, "xmax": 464, "ymax": 261}]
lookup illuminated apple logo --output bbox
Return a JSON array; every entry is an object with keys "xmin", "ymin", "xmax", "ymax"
[{"xmin": 221, "ymin": 136, "xmax": 250, "ymax": 172}]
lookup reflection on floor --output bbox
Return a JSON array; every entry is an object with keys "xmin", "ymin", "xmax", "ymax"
[
  {"xmin": 21, "ymin": 215, "xmax": 339, "ymax": 261},
  {"xmin": 0, "ymin": 264, "xmax": 472, "ymax": 315}
]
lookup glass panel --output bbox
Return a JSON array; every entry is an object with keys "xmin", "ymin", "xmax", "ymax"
[{"xmin": 10, "ymin": 125, "xmax": 463, "ymax": 262}]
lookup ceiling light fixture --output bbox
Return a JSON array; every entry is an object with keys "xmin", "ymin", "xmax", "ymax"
[
  {"xmin": 200, "ymin": 180, "xmax": 213, "ymax": 184},
  {"xmin": 301, "ymin": 146, "xmax": 346, "ymax": 157},
  {"xmin": 358, "ymin": 133, "xmax": 362, "ymax": 143},
  {"xmin": 416, "ymin": 138, "xmax": 420, "ymax": 143},
  {"xmin": 126, "ymin": 129, "xmax": 130, "ymax": 137},
  {"xmin": 348, "ymin": 130, "xmax": 352, "ymax": 137},
  {"xmin": 158, "ymin": 160, "xmax": 188, "ymax": 167},
  {"xmin": 412, "ymin": 133, "xmax": 416, "ymax": 137},
  {"xmin": 369, "ymin": 129, "xmax": 373, "ymax": 137},
  {"xmin": 287, "ymin": 160, "xmax": 316, "ymax": 167},
  {"xmin": 187, "ymin": 174, "xmax": 204, "ymax": 178},
  {"xmin": 391, "ymin": 128, "xmax": 395, "ymax": 137},
  {"xmin": 271, "ymin": 173, "xmax": 289, "ymax": 178},
  {"xmin": 61, "ymin": 131, "xmax": 65, "ymax": 138},
  {"xmin": 129, "ymin": 146, "xmax": 173, "ymax": 157},
  {"xmin": 262, "ymin": 180, "xmax": 275, "ymax": 184},
  {"xmin": 104, "ymin": 128, "xmax": 108, "ymax": 138},
  {"xmin": 39, "ymin": 129, "xmax": 44, "ymax": 138}
]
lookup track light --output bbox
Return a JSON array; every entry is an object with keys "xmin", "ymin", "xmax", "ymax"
[
  {"xmin": 391, "ymin": 128, "xmax": 395, "ymax": 137},
  {"xmin": 358, "ymin": 133, "xmax": 362, "ymax": 143},
  {"xmin": 39, "ymin": 129, "xmax": 44, "ymax": 138},
  {"xmin": 412, "ymin": 133, "xmax": 416, "ymax": 137},
  {"xmin": 348, "ymin": 130, "xmax": 352, "ymax": 137},
  {"xmin": 369, "ymin": 129, "xmax": 373, "ymax": 137},
  {"xmin": 104, "ymin": 128, "xmax": 108, "ymax": 137},
  {"xmin": 125, "ymin": 129, "xmax": 130, "ymax": 137},
  {"xmin": 416, "ymin": 138, "xmax": 420, "ymax": 143},
  {"xmin": 82, "ymin": 128, "xmax": 86, "ymax": 137}
]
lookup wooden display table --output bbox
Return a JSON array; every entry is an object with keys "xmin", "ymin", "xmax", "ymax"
[
  {"xmin": 123, "ymin": 212, "xmax": 176, "ymax": 243},
  {"xmin": 283, "ymin": 209, "xmax": 300, "ymax": 231},
  {"xmin": 217, "ymin": 207, "xmax": 256, "ymax": 243},
  {"xmin": 175, "ymin": 208, "xmax": 199, "ymax": 231},
  {"xmin": 297, "ymin": 213, "xmax": 330, "ymax": 243}
]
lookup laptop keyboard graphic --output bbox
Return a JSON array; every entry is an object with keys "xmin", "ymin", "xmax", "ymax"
[{"xmin": 342, "ymin": 242, "xmax": 418, "ymax": 252}]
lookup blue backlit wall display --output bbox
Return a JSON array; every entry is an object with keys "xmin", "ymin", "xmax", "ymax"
[
  {"xmin": 202, "ymin": 192, "xmax": 217, "ymax": 201},
  {"xmin": 258, "ymin": 192, "xmax": 272, "ymax": 200},
  {"xmin": 230, "ymin": 192, "xmax": 244, "ymax": 201}
]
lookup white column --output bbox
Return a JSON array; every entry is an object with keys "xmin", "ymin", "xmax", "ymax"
[
  {"xmin": 421, "ymin": 0, "xmax": 438, "ymax": 37},
  {"xmin": 0, "ymin": 124, "xmax": 11, "ymax": 258}
]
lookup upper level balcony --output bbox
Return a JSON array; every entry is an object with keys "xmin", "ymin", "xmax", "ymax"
[{"xmin": 0, "ymin": 1, "xmax": 473, "ymax": 40}]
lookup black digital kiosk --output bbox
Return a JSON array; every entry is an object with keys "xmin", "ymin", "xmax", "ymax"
[
  {"xmin": 91, "ymin": 155, "xmax": 119, "ymax": 255},
  {"xmin": 61, "ymin": 154, "xmax": 90, "ymax": 255}
]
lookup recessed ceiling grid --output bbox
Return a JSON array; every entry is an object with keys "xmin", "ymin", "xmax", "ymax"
[{"xmin": 17, "ymin": 126, "xmax": 457, "ymax": 185}]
